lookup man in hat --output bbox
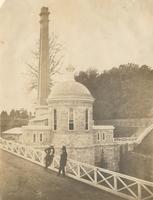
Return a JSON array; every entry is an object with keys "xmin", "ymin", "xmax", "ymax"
[
  {"xmin": 44, "ymin": 145, "xmax": 55, "ymax": 168},
  {"xmin": 58, "ymin": 146, "xmax": 67, "ymax": 176}
]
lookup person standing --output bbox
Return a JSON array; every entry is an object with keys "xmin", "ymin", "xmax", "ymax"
[
  {"xmin": 44, "ymin": 145, "xmax": 55, "ymax": 168},
  {"xmin": 58, "ymin": 146, "xmax": 67, "ymax": 176}
]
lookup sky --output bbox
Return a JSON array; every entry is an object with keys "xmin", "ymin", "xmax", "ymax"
[{"xmin": 0, "ymin": 0, "xmax": 153, "ymax": 111}]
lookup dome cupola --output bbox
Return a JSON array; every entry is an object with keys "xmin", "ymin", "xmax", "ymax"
[{"xmin": 48, "ymin": 65, "xmax": 94, "ymax": 102}]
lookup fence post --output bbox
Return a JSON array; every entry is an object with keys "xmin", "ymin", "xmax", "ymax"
[
  {"xmin": 24, "ymin": 147, "xmax": 27, "ymax": 158},
  {"xmin": 114, "ymin": 174, "xmax": 117, "ymax": 191},
  {"xmin": 138, "ymin": 182, "xmax": 142, "ymax": 200},
  {"xmin": 8, "ymin": 142, "xmax": 13, "ymax": 152},
  {"xmin": 94, "ymin": 168, "xmax": 97, "ymax": 184},
  {"xmin": 77, "ymin": 163, "xmax": 80, "ymax": 178},
  {"xmin": 41, "ymin": 152, "xmax": 45, "ymax": 166}
]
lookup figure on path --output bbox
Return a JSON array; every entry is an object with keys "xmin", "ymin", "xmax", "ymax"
[
  {"xmin": 58, "ymin": 146, "xmax": 67, "ymax": 176},
  {"xmin": 44, "ymin": 145, "xmax": 55, "ymax": 168}
]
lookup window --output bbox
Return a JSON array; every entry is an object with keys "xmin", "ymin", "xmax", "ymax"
[
  {"xmin": 69, "ymin": 108, "xmax": 74, "ymax": 130},
  {"xmin": 102, "ymin": 133, "xmax": 105, "ymax": 141},
  {"xmin": 33, "ymin": 134, "xmax": 36, "ymax": 143},
  {"xmin": 40, "ymin": 133, "xmax": 43, "ymax": 142},
  {"xmin": 97, "ymin": 132, "xmax": 105, "ymax": 141},
  {"xmin": 97, "ymin": 132, "xmax": 100, "ymax": 141},
  {"xmin": 85, "ymin": 109, "xmax": 89, "ymax": 130},
  {"xmin": 53, "ymin": 109, "xmax": 57, "ymax": 130}
]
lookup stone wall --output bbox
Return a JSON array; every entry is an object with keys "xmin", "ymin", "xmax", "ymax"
[
  {"xmin": 29, "ymin": 119, "xmax": 48, "ymax": 126},
  {"xmin": 95, "ymin": 144, "xmax": 120, "ymax": 172},
  {"xmin": 48, "ymin": 100, "xmax": 93, "ymax": 134},
  {"xmin": 52, "ymin": 133, "xmax": 95, "ymax": 165},
  {"xmin": 93, "ymin": 127, "xmax": 114, "ymax": 144},
  {"xmin": 119, "ymin": 128, "xmax": 153, "ymax": 181},
  {"xmin": 22, "ymin": 126, "xmax": 52, "ymax": 146},
  {"xmin": 55, "ymin": 146, "xmax": 95, "ymax": 165},
  {"xmin": 120, "ymin": 151, "xmax": 153, "ymax": 182},
  {"xmin": 35, "ymin": 106, "xmax": 48, "ymax": 117}
]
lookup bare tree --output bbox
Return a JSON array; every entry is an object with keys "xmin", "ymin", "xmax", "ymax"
[{"xmin": 26, "ymin": 33, "xmax": 64, "ymax": 92}]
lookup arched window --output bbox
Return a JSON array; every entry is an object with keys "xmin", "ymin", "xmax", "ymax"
[
  {"xmin": 85, "ymin": 109, "xmax": 89, "ymax": 130},
  {"xmin": 33, "ymin": 134, "xmax": 36, "ymax": 143},
  {"xmin": 53, "ymin": 109, "xmax": 57, "ymax": 130},
  {"xmin": 69, "ymin": 108, "xmax": 74, "ymax": 130}
]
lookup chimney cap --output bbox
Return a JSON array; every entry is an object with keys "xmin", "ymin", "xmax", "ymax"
[{"xmin": 40, "ymin": 7, "xmax": 50, "ymax": 16}]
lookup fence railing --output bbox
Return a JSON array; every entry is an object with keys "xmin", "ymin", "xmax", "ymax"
[
  {"xmin": 114, "ymin": 122, "xmax": 153, "ymax": 145},
  {"xmin": 0, "ymin": 137, "xmax": 153, "ymax": 200},
  {"xmin": 114, "ymin": 137, "xmax": 138, "ymax": 144},
  {"xmin": 137, "ymin": 124, "xmax": 153, "ymax": 144}
]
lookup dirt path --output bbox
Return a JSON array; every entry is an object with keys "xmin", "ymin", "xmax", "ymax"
[{"xmin": 0, "ymin": 149, "xmax": 123, "ymax": 200}]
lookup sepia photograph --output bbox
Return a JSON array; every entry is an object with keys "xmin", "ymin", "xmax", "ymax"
[{"xmin": 0, "ymin": 0, "xmax": 153, "ymax": 199}]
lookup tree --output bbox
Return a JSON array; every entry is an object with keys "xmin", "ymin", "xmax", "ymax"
[
  {"xmin": 0, "ymin": 109, "xmax": 30, "ymax": 132},
  {"xmin": 75, "ymin": 63, "xmax": 153, "ymax": 120},
  {"xmin": 75, "ymin": 68, "xmax": 99, "ymax": 98},
  {"xmin": 75, "ymin": 68, "xmax": 100, "ymax": 119},
  {"xmin": 1, "ymin": 111, "xmax": 10, "ymax": 131},
  {"xmin": 26, "ymin": 33, "xmax": 64, "ymax": 92}
]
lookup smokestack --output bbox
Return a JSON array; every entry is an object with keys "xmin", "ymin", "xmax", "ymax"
[{"xmin": 38, "ymin": 7, "xmax": 50, "ymax": 106}]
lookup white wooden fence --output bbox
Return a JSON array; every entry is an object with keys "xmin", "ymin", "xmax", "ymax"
[
  {"xmin": 114, "ymin": 137, "xmax": 138, "ymax": 144},
  {"xmin": 0, "ymin": 137, "xmax": 153, "ymax": 200},
  {"xmin": 137, "ymin": 124, "xmax": 153, "ymax": 144}
]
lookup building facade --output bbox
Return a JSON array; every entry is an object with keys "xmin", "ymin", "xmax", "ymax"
[
  {"xmin": 20, "ymin": 66, "xmax": 120, "ymax": 171},
  {"xmin": 2, "ymin": 7, "xmax": 120, "ymax": 172}
]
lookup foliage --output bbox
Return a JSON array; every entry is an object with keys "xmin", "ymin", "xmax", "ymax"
[
  {"xmin": 75, "ymin": 63, "xmax": 153, "ymax": 120},
  {"xmin": 26, "ymin": 33, "xmax": 64, "ymax": 92},
  {"xmin": 0, "ymin": 109, "xmax": 32, "ymax": 132}
]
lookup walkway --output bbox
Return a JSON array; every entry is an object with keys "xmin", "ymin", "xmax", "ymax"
[{"xmin": 0, "ymin": 149, "xmax": 123, "ymax": 200}]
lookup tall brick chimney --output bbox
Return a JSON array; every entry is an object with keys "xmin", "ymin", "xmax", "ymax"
[{"xmin": 38, "ymin": 7, "xmax": 50, "ymax": 106}]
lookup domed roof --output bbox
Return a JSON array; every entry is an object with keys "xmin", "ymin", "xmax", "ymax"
[
  {"xmin": 48, "ymin": 65, "xmax": 94, "ymax": 102},
  {"xmin": 48, "ymin": 80, "xmax": 94, "ymax": 101},
  {"xmin": 48, "ymin": 81, "xmax": 93, "ymax": 100}
]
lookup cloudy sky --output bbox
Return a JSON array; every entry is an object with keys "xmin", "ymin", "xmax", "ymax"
[{"xmin": 0, "ymin": 0, "xmax": 153, "ymax": 111}]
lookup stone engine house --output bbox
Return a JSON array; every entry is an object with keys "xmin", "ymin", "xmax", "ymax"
[
  {"xmin": 3, "ymin": 7, "xmax": 120, "ymax": 172},
  {"xmin": 21, "ymin": 67, "xmax": 120, "ymax": 171}
]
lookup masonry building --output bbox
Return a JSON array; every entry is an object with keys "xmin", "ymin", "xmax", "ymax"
[{"xmin": 3, "ymin": 7, "xmax": 120, "ymax": 172}]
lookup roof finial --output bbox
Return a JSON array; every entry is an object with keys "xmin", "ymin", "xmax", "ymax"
[
  {"xmin": 66, "ymin": 64, "xmax": 75, "ymax": 73},
  {"xmin": 65, "ymin": 64, "xmax": 75, "ymax": 81}
]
